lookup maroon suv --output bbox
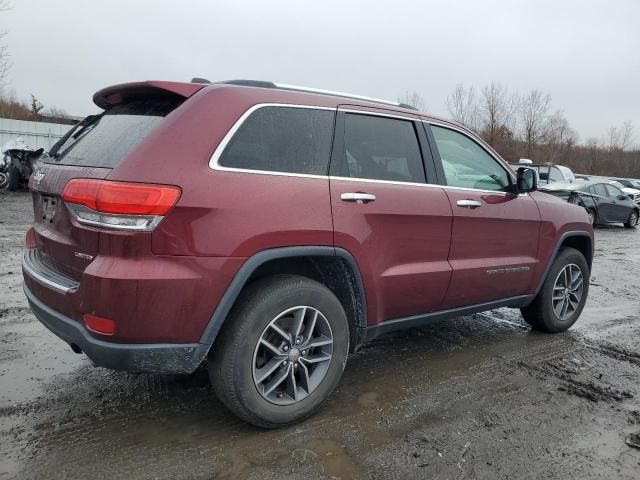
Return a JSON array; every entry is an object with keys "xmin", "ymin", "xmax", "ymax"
[{"xmin": 22, "ymin": 79, "xmax": 593, "ymax": 427}]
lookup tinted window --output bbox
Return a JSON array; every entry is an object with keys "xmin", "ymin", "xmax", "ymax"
[
  {"xmin": 431, "ymin": 126, "xmax": 511, "ymax": 192},
  {"xmin": 605, "ymin": 184, "xmax": 624, "ymax": 198},
  {"xmin": 49, "ymin": 98, "xmax": 181, "ymax": 168},
  {"xmin": 334, "ymin": 113, "xmax": 425, "ymax": 183},
  {"xmin": 219, "ymin": 106, "xmax": 334, "ymax": 175}
]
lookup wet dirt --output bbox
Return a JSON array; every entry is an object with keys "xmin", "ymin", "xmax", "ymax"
[{"xmin": 1, "ymin": 190, "xmax": 640, "ymax": 479}]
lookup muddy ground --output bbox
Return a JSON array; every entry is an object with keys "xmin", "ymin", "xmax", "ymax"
[{"xmin": 1, "ymin": 189, "xmax": 640, "ymax": 480}]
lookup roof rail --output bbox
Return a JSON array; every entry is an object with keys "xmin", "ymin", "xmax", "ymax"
[
  {"xmin": 214, "ymin": 79, "xmax": 418, "ymax": 110},
  {"xmin": 274, "ymin": 83, "xmax": 418, "ymax": 110}
]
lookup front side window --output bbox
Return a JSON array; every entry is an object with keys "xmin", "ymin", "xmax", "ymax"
[
  {"xmin": 430, "ymin": 125, "xmax": 511, "ymax": 192},
  {"xmin": 333, "ymin": 113, "xmax": 425, "ymax": 183},
  {"xmin": 605, "ymin": 184, "xmax": 625, "ymax": 198},
  {"xmin": 219, "ymin": 106, "xmax": 335, "ymax": 175}
]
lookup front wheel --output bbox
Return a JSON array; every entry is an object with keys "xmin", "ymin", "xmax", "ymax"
[
  {"xmin": 209, "ymin": 275, "xmax": 349, "ymax": 428},
  {"xmin": 624, "ymin": 210, "xmax": 639, "ymax": 229},
  {"xmin": 521, "ymin": 247, "xmax": 589, "ymax": 333},
  {"xmin": 586, "ymin": 208, "xmax": 596, "ymax": 226}
]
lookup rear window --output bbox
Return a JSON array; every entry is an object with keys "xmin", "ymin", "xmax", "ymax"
[
  {"xmin": 48, "ymin": 98, "xmax": 180, "ymax": 168},
  {"xmin": 219, "ymin": 106, "xmax": 335, "ymax": 175}
]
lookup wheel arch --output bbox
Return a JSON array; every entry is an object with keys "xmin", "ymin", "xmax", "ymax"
[
  {"xmin": 199, "ymin": 247, "xmax": 368, "ymax": 356},
  {"xmin": 534, "ymin": 231, "xmax": 594, "ymax": 295}
]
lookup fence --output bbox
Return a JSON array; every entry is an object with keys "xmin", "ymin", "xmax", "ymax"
[{"xmin": 0, "ymin": 118, "xmax": 74, "ymax": 151}]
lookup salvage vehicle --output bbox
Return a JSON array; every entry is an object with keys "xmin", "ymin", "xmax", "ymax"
[
  {"xmin": 508, "ymin": 161, "xmax": 576, "ymax": 184},
  {"xmin": 1, "ymin": 138, "xmax": 44, "ymax": 191},
  {"xmin": 22, "ymin": 79, "xmax": 594, "ymax": 427},
  {"xmin": 541, "ymin": 181, "xmax": 639, "ymax": 228}
]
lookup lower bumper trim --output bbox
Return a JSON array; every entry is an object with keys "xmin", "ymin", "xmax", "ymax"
[{"xmin": 24, "ymin": 284, "xmax": 209, "ymax": 374}]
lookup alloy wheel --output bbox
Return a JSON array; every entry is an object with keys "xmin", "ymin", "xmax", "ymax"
[
  {"xmin": 552, "ymin": 263, "xmax": 584, "ymax": 321},
  {"xmin": 252, "ymin": 306, "xmax": 333, "ymax": 405}
]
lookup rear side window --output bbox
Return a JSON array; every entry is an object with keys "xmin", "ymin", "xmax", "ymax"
[
  {"xmin": 332, "ymin": 113, "xmax": 425, "ymax": 183},
  {"xmin": 49, "ymin": 98, "xmax": 181, "ymax": 168},
  {"xmin": 219, "ymin": 106, "xmax": 335, "ymax": 175}
]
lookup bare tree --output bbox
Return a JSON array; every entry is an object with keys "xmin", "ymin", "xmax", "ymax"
[
  {"xmin": 0, "ymin": 1, "xmax": 11, "ymax": 86},
  {"xmin": 445, "ymin": 84, "xmax": 479, "ymax": 130},
  {"xmin": 29, "ymin": 94, "xmax": 43, "ymax": 118},
  {"xmin": 604, "ymin": 121, "xmax": 635, "ymax": 151},
  {"xmin": 519, "ymin": 89, "xmax": 552, "ymax": 158},
  {"xmin": 541, "ymin": 110, "xmax": 577, "ymax": 163},
  {"xmin": 398, "ymin": 89, "xmax": 426, "ymax": 111},
  {"xmin": 620, "ymin": 120, "xmax": 635, "ymax": 151},
  {"xmin": 478, "ymin": 82, "xmax": 518, "ymax": 147}
]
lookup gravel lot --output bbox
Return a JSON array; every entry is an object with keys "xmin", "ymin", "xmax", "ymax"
[{"xmin": 1, "ymin": 189, "xmax": 640, "ymax": 479}]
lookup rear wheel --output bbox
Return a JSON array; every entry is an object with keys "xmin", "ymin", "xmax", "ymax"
[
  {"xmin": 624, "ymin": 210, "xmax": 638, "ymax": 229},
  {"xmin": 521, "ymin": 247, "xmax": 589, "ymax": 333},
  {"xmin": 209, "ymin": 275, "xmax": 349, "ymax": 428},
  {"xmin": 586, "ymin": 208, "xmax": 596, "ymax": 226}
]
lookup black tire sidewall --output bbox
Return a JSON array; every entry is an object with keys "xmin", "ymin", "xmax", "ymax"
[
  {"xmin": 626, "ymin": 210, "xmax": 638, "ymax": 228},
  {"xmin": 538, "ymin": 248, "xmax": 589, "ymax": 332},
  {"xmin": 211, "ymin": 276, "xmax": 349, "ymax": 427}
]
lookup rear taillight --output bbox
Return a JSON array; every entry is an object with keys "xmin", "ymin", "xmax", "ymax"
[{"xmin": 62, "ymin": 179, "xmax": 181, "ymax": 231}]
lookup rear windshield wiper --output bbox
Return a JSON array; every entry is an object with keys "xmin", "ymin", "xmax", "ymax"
[{"xmin": 49, "ymin": 114, "xmax": 102, "ymax": 160}]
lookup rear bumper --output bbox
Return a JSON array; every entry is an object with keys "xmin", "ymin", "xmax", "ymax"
[{"xmin": 24, "ymin": 284, "xmax": 208, "ymax": 374}]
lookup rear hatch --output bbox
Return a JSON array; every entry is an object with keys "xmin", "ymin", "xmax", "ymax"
[{"xmin": 30, "ymin": 83, "xmax": 201, "ymax": 280}]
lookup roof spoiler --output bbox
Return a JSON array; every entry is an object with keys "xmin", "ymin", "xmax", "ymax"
[{"xmin": 93, "ymin": 81, "xmax": 207, "ymax": 110}]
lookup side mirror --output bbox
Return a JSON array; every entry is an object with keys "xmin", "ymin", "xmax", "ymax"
[
  {"xmin": 516, "ymin": 167, "xmax": 537, "ymax": 193},
  {"xmin": 617, "ymin": 194, "xmax": 629, "ymax": 201}
]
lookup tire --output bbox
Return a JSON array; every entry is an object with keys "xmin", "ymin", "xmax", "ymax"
[
  {"xmin": 586, "ymin": 208, "xmax": 596, "ymax": 226},
  {"xmin": 6, "ymin": 165, "xmax": 20, "ymax": 191},
  {"xmin": 624, "ymin": 210, "xmax": 639, "ymax": 229},
  {"xmin": 0, "ymin": 172, "xmax": 8, "ymax": 189},
  {"xmin": 520, "ymin": 247, "xmax": 589, "ymax": 333},
  {"xmin": 209, "ymin": 275, "xmax": 350, "ymax": 428}
]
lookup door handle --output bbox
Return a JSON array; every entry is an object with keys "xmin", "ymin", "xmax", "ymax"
[
  {"xmin": 456, "ymin": 199, "xmax": 482, "ymax": 209},
  {"xmin": 341, "ymin": 192, "xmax": 376, "ymax": 204}
]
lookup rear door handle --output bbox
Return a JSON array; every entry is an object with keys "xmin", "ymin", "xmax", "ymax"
[
  {"xmin": 341, "ymin": 192, "xmax": 376, "ymax": 204},
  {"xmin": 456, "ymin": 199, "xmax": 482, "ymax": 209}
]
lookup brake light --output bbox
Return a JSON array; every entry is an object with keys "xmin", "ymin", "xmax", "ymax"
[
  {"xmin": 62, "ymin": 179, "xmax": 180, "ymax": 215},
  {"xmin": 83, "ymin": 314, "xmax": 115, "ymax": 336},
  {"xmin": 61, "ymin": 179, "xmax": 181, "ymax": 231}
]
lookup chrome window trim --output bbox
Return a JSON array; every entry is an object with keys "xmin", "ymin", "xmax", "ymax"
[
  {"xmin": 329, "ymin": 175, "xmax": 519, "ymax": 196},
  {"xmin": 208, "ymin": 103, "xmax": 335, "ymax": 172},
  {"xmin": 207, "ymin": 103, "xmax": 526, "ymax": 196}
]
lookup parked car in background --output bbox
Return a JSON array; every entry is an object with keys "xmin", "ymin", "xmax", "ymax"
[
  {"xmin": 508, "ymin": 161, "xmax": 575, "ymax": 184},
  {"xmin": 610, "ymin": 177, "xmax": 640, "ymax": 190},
  {"xmin": 22, "ymin": 79, "xmax": 594, "ymax": 427},
  {"xmin": 541, "ymin": 181, "xmax": 639, "ymax": 228},
  {"xmin": 608, "ymin": 179, "xmax": 640, "ymax": 204}
]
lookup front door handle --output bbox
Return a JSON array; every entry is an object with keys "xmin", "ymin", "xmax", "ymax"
[
  {"xmin": 456, "ymin": 199, "xmax": 482, "ymax": 209},
  {"xmin": 341, "ymin": 192, "xmax": 376, "ymax": 204}
]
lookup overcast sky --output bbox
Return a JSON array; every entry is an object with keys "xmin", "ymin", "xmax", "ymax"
[{"xmin": 5, "ymin": 0, "xmax": 640, "ymax": 143}]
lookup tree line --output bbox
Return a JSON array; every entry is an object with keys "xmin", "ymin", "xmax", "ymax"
[{"xmin": 401, "ymin": 84, "xmax": 639, "ymax": 179}]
